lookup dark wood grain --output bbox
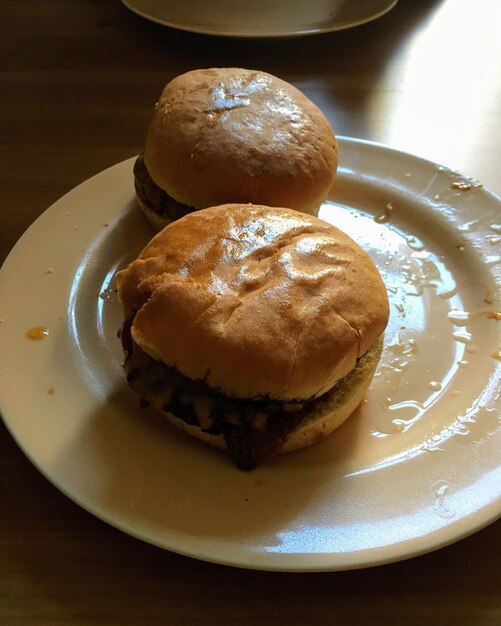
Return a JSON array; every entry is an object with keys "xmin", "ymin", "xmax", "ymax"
[{"xmin": 1, "ymin": 0, "xmax": 500, "ymax": 624}]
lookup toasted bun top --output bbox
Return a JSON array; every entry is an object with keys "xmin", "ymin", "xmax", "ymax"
[
  {"xmin": 143, "ymin": 68, "xmax": 338, "ymax": 213},
  {"xmin": 116, "ymin": 204, "xmax": 389, "ymax": 401}
]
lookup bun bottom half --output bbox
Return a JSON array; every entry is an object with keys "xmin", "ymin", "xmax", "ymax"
[
  {"xmin": 136, "ymin": 197, "xmax": 173, "ymax": 232},
  {"xmin": 148, "ymin": 335, "xmax": 384, "ymax": 464}
]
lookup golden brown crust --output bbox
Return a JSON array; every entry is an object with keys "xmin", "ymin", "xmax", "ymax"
[
  {"xmin": 143, "ymin": 68, "xmax": 338, "ymax": 214},
  {"xmin": 116, "ymin": 204, "xmax": 389, "ymax": 401}
]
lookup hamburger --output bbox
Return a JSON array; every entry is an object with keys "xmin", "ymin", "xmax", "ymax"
[
  {"xmin": 134, "ymin": 68, "xmax": 338, "ymax": 231},
  {"xmin": 116, "ymin": 204, "xmax": 389, "ymax": 470}
]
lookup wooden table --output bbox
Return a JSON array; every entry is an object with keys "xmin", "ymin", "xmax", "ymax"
[{"xmin": 1, "ymin": 1, "xmax": 500, "ymax": 623}]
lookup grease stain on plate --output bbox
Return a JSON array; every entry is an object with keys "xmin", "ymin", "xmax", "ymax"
[{"xmin": 26, "ymin": 326, "xmax": 50, "ymax": 340}]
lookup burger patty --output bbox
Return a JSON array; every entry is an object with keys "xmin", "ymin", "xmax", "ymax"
[
  {"xmin": 133, "ymin": 154, "xmax": 193, "ymax": 223},
  {"xmin": 123, "ymin": 345, "xmax": 307, "ymax": 470},
  {"xmin": 119, "ymin": 318, "xmax": 373, "ymax": 470},
  {"xmin": 119, "ymin": 317, "xmax": 325, "ymax": 469}
]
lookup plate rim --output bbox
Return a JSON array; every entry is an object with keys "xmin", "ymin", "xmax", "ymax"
[{"xmin": 120, "ymin": 0, "xmax": 399, "ymax": 39}]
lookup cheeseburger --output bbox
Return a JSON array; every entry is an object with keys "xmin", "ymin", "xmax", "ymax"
[
  {"xmin": 116, "ymin": 204, "xmax": 389, "ymax": 469},
  {"xmin": 134, "ymin": 68, "xmax": 338, "ymax": 231}
]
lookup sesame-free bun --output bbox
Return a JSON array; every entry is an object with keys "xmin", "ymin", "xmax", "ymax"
[
  {"xmin": 116, "ymin": 204, "xmax": 389, "ymax": 402},
  {"xmin": 142, "ymin": 68, "xmax": 338, "ymax": 216}
]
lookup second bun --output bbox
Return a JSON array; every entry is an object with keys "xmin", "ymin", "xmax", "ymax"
[{"xmin": 135, "ymin": 68, "xmax": 338, "ymax": 230}]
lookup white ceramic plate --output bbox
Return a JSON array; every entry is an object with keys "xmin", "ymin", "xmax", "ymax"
[
  {"xmin": 120, "ymin": 0, "xmax": 398, "ymax": 38},
  {"xmin": 0, "ymin": 138, "xmax": 500, "ymax": 572}
]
